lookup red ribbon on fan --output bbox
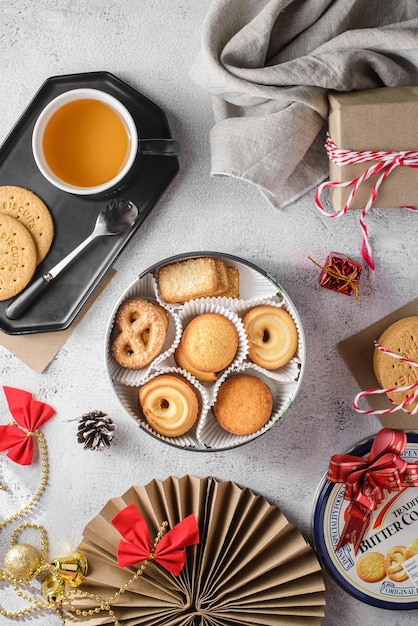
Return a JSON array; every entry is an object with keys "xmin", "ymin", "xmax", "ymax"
[
  {"xmin": 327, "ymin": 428, "xmax": 418, "ymax": 555},
  {"xmin": 111, "ymin": 503, "xmax": 200, "ymax": 576},
  {"xmin": 0, "ymin": 386, "xmax": 56, "ymax": 465}
]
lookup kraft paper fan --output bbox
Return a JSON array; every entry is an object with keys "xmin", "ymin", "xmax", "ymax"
[{"xmin": 65, "ymin": 476, "xmax": 325, "ymax": 625}]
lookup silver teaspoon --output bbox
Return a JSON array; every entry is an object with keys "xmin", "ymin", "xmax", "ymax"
[{"xmin": 6, "ymin": 198, "xmax": 139, "ymax": 320}]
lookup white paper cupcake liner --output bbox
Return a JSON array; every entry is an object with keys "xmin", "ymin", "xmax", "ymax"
[{"xmin": 196, "ymin": 362, "xmax": 297, "ymax": 448}]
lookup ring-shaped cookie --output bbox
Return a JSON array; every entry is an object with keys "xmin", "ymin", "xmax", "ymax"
[
  {"xmin": 243, "ymin": 305, "xmax": 298, "ymax": 369},
  {"xmin": 139, "ymin": 374, "xmax": 199, "ymax": 437},
  {"xmin": 112, "ymin": 298, "xmax": 168, "ymax": 369},
  {"xmin": 384, "ymin": 545, "xmax": 409, "ymax": 582}
]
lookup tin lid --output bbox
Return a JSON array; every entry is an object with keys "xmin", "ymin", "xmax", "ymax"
[{"xmin": 312, "ymin": 431, "xmax": 418, "ymax": 609}]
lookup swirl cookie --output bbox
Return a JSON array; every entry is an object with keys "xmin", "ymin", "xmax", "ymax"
[
  {"xmin": 384, "ymin": 545, "xmax": 409, "ymax": 583},
  {"xmin": 0, "ymin": 213, "xmax": 37, "ymax": 301},
  {"xmin": 213, "ymin": 374, "xmax": 273, "ymax": 435},
  {"xmin": 243, "ymin": 305, "xmax": 298, "ymax": 369},
  {"xmin": 356, "ymin": 552, "xmax": 386, "ymax": 583},
  {"xmin": 373, "ymin": 316, "xmax": 418, "ymax": 411},
  {"xmin": 182, "ymin": 313, "xmax": 238, "ymax": 373},
  {"xmin": 139, "ymin": 374, "xmax": 199, "ymax": 437},
  {"xmin": 0, "ymin": 186, "xmax": 54, "ymax": 264},
  {"xmin": 112, "ymin": 298, "xmax": 168, "ymax": 369}
]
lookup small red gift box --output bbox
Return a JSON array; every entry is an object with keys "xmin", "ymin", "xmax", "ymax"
[{"xmin": 318, "ymin": 252, "xmax": 362, "ymax": 297}]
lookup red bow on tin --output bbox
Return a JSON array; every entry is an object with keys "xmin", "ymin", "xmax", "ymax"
[
  {"xmin": 0, "ymin": 387, "xmax": 55, "ymax": 465},
  {"xmin": 327, "ymin": 428, "xmax": 418, "ymax": 554},
  {"xmin": 111, "ymin": 503, "xmax": 199, "ymax": 576}
]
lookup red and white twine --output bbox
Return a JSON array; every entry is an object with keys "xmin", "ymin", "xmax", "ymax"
[
  {"xmin": 315, "ymin": 134, "xmax": 418, "ymax": 271},
  {"xmin": 353, "ymin": 341, "xmax": 418, "ymax": 415}
]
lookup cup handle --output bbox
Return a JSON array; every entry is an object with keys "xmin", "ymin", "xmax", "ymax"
[{"xmin": 138, "ymin": 139, "xmax": 180, "ymax": 156}]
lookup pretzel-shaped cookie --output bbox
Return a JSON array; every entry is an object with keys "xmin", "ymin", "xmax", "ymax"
[
  {"xmin": 112, "ymin": 298, "xmax": 168, "ymax": 369},
  {"xmin": 384, "ymin": 545, "xmax": 409, "ymax": 582}
]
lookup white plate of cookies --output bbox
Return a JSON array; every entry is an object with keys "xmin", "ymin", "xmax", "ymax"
[{"xmin": 105, "ymin": 252, "xmax": 306, "ymax": 451}]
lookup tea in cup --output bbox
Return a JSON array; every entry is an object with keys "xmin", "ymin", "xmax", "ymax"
[{"xmin": 32, "ymin": 88, "xmax": 179, "ymax": 195}]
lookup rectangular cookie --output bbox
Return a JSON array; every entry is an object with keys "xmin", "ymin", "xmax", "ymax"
[{"xmin": 158, "ymin": 257, "xmax": 219, "ymax": 303}]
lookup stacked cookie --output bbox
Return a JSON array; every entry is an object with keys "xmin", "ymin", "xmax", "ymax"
[{"xmin": 0, "ymin": 186, "xmax": 54, "ymax": 300}]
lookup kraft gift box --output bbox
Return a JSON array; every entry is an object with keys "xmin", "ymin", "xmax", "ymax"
[{"xmin": 328, "ymin": 86, "xmax": 418, "ymax": 210}]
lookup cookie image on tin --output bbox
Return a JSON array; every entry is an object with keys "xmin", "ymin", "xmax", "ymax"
[
  {"xmin": 0, "ymin": 213, "xmax": 37, "ymax": 300},
  {"xmin": 0, "ymin": 185, "xmax": 54, "ymax": 264},
  {"xmin": 356, "ymin": 552, "xmax": 386, "ymax": 584},
  {"xmin": 373, "ymin": 316, "xmax": 418, "ymax": 412}
]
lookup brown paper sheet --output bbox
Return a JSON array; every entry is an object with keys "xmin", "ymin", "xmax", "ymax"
[
  {"xmin": 64, "ymin": 476, "xmax": 326, "ymax": 625},
  {"xmin": 337, "ymin": 298, "xmax": 418, "ymax": 430},
  {"xmin": 328, "ymin": 86, "xmax": 418, "ymax": 210},
  {"xmin": 0, "ymin": 269, "xmax": 115, "ymax": 373}
]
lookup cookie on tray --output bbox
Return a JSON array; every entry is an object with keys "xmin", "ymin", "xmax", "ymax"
[
  {"xmin": 0, "ymin": 213, "xmax": 37, "ymax": 300},
  {"xmin": 0, "ymin": 185, "xmax": 54, "ymax": 264}
]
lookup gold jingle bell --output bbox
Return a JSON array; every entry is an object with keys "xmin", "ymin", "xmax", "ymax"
[
  {"xmin": 4, "ymin": 543, "xmax": 41, "ymax": 579},
  {"xmin": 50, "ymin": 551, "xmax": 88, "ymax": 587},
  {"xmin": 41, "ymin": 574, "xmax": 63, "ymax": 606}
]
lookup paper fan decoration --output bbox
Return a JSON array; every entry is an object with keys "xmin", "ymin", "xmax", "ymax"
[{"xmin": 65, "ymin": 476, "xmax": 326, "ymax": 625}]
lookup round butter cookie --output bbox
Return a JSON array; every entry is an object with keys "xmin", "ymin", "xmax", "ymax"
[
  {"xmin": 0, "ymin": 213, "xmax": 37, "ymax": 301},
  {"xmin": 213, "ymin": 374, "xmax": 273, "ymax": 435},
  {"xmin": 373, "ymin": 316, "xmax": 418, "ymax": 411},
  {"xmin": 139, "ymin": 374, "xmax": 199, "ymax": 437},
  {"xmin": 356, "ymin": 552, "xmax": 386, "ymax": 583},
  {"xmin": 182, "ymin": 312, "xmax": 238, "ymax": 373},
  {"xmin": 243, "ymin": 305, "xmax": 298, "ymax": 369},
  {"xmin": 0, "ymin": 186, "xmax": 54, "ymax": 263}
]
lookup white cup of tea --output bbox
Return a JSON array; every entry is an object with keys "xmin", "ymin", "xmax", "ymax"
[{"xmin": 32, "ymin": 88, "xmax": 179, "ymax": 196}]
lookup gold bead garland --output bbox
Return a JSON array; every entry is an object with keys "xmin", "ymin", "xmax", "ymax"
[
  {"xmin": 0, "ymin": 429, "xmax": 48, "ymax": 529},
  {"xmin": 0, "ymin": 510, "xmax": 168, "ymax": 624},
  {"xmin": 1, "ymin": 412, "xmax": 170, "ymax": 624}
]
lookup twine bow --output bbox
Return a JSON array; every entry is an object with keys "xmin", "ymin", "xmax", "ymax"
[
  {"xmin": 111, "ymin": 503, "xmax": 199, "ymax": 576},
  {"xmin": 315, "ymin": 133, "xmax": 418, "ymax": 271},
  {"xmin": 327, "ymin": 428, "xmax": 418, "ymax": 554},
  {"xmin": 0, "ymin": 387, "xmax": 55, "ymax": 465}
]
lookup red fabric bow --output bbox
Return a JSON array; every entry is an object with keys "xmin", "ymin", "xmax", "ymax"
[
  {"xmin": 0, "ymin": 387, "xmax": 55, "ymax": 465},
  {"xmin": 111, "ymin": 503, "xmax": 199, "ymax": 576},
  {"xmin": 327, "ymin": 428, "xmax": 418, "ymax": 554}
]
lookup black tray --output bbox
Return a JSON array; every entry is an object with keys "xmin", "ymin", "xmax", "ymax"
[{"xmin": 0, "ymin": 71, "xmax": 179, "ymax": 335}]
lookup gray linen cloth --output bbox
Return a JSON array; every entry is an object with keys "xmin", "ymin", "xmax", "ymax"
[{"xmin": 191, "ymin": 0, "xmax": 418, "ymax": 209}]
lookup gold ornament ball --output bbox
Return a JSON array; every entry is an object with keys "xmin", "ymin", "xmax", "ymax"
[{"xmin": 4, "ymin": 543, "xmax": 41, "ymax": 579}]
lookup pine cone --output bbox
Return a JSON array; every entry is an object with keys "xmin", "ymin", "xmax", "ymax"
[{"xmin": 77, "ymin": 411, "xmax": 116, "ymax": 451}]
